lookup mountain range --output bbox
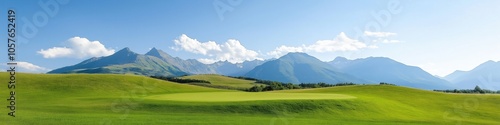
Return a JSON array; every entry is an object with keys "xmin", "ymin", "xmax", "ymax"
[
  {"xmin": 48, "ymin": 47, "xmax": 188, "ymax": 76},
  {"xmin": 328, "ymin": 57, "xmax": 452, "ymax": 89},
  {"xmin": 244, "ymin": 53, "xmax": 365, "ymax": 84},
  {"xmin": 49, "ymin": 47, "xmax": 499, "ymax": 90},
  {"xmin": 49, "ymin": 47, "xmax": 265, "ymax": 76},
  {"xmin": 444, "ymin": 60, "xmax": 500, "ymax": 90}
]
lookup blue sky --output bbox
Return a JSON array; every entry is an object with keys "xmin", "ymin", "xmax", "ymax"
[{"xmin": 1, "ymin": 0, "xmax": 500, "ymax": 77}]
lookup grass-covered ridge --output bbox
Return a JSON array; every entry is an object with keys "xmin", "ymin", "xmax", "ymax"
[
  {"xmin": 1, "ymin": 73, "xmax": 499, "ymax": 125},
  {"xmin": 180, "ymin": 74, "xmax": 265, "ymax": 89}
]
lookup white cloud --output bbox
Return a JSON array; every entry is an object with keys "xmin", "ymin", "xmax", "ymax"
[
  {"xmin": 381, "ymin": 39, "xmax": 401, "ymax": 43},
  {"xmin": 364, "ymin": 31, "xmax": 397, "ymax": 37},
  {"xmin": 17, "ymin": 62, "xmax": 50, "ymax": 73},
  {"xmin": 197, "ymin": 58, "xmax": 218, "ymax": 64},
  {"xmin": 364, "ymin": 31, "xmax": 400, "ymax": 44},
  {"xmin": 307, "ymin": 32, "xmax": 368, "ymax": 52},
  {"xmin": 172, "ymin": 34, "xmax": 262, "ymax": 64},
  {"xmin": 2, "ymin": 61, "xmax": 50, "ymax": 73},
  {"xmin": 367, "ymin": 45, "xmax": 379, "ymax": 49},
  {"xmin": 267, "ymin": 32, "xmax": 370, "ymax": 58},
  {"xmin": 173, "ymin": 34, "xmax": 221, "ymax": 56},
  {"xmin": 175, "ymin": 32, "xmax": 400, "ymax": 61},
  {"xmin": 267, "ymin": 45, "xmax": 305, "ymax": 58},
  {"xmin": 372, "ymin": 38, "xmax": 401, "ymax": 43},
  {"xmin": 38, "ymin": 37, "xmax": 115, "ymax": 58},
  {"xmin": 38, "ymin": 47, "xmax": 73, "ymax": 58}
]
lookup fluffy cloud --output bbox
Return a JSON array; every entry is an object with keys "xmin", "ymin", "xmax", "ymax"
[
  {"xmin": 364, "ymin": 31, "xmax": 397, "ymax": 37},
  {"xmin": 38, "ymin": 37, "xmax": 115, "ymax": 58},
  {"xmin": 307, "ymin": 32, "xmax": 368, "ymax": 52},
  {"xmin": 364, "ymin": 31, "xmax": 400, "ymax": 43},
  {"xmin": 380, "ymin": 39, "xmax": 401, "ymax": 43},
  {"xmin": 2, "ymin": 61, "xmax": 50, "ymax": 73},
  {"xmin": 17, "ymin": 62, "xmax": 50, "ymax": 73},
  {"xmin": 266, "ymin": 45, "xmax": 305, "ymax": 58},
  {"xmin": 172, "ymin": 34, "xmax": 262, "ymax": 64},
  {"xmin": 173, "ymin": 34, "xmax": 221, "ymax": 55},
  {"xmin": 175, "ymin": 32, "xmax": 399, "ymax": 61},
  {"xmin": 268, "ymin": 32, "xmax": 371, "ymax": 58}
]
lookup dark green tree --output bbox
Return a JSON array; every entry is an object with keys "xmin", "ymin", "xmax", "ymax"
[
  {"xmin": 270, "ymin": 82, "xmax": 284, "ymax": 90},
  {"xmin": 474, "ymin": 85, "xmax": 482, "ymax": 93},
  {"xmin": 248, "ymin": 85, "xmax": 263, "ymax": 92}
]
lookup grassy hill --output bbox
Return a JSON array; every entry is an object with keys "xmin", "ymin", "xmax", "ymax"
[
  {"xmin": 1, "ymin": 73, "xmax": 499, "ymax": 124},
  {"xmin": 180, "ymin": 74, "xmax": 264, "ymax": 89}
]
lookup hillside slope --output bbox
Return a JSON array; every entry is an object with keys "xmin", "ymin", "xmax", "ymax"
[
  {"xmin": 1, "ymin": 73, "xmax": 499, "ymax": 125},
  {"xmin": 181, "ymin": 74, "xmax": 263, "ymax": 89}
]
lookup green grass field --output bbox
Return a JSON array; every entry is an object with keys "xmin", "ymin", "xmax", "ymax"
[
  {"xmin": 146, "ymin": 92, "xmax": 355, "ymax": 102},
  {"xmin": 1, "ymin": 73, "xmax": 499, "ymax": 125},
  {"xmin": 180, "ymin": 74, "xmax": 264, "ymax": 89}
]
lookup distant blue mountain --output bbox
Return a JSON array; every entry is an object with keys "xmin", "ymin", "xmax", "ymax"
[
  {"xmin": 444, "ymin": 60, "xmax": 500, "ymax": 90},
  {"xmin": 329, "ymin": 57, "xmax": 453, "ymax": 89},
  {"xmin": 245, "ymin": 53, "xmax": 364, "ymax": 84},
  {"xmin": 208, "ymin": 60, "xmax": 266, "ymax": 76},
  {"xmin": 443, "ymin": 70, "xmax": 466, "ymax": 82}
]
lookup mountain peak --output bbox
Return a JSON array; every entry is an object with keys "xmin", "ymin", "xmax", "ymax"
[
  {"xmin": 360, "ymin": 56, "xmax": 403, "ymax": 65},
  {"xmin": 278, "ymin": 52, "xmax": 331, "ymax": 66},
  {"xmin": 285, "ymin": 52, "xmax": 308, "ymax": 55},
  {"xmin": 365, "ymin": 56, "xmax": 391, "ymax": 60},
  {"xmin": 150, "ymin": 47, "xmax": 158, "ymax": 51},
  {"xmin": 145, "ymin": 47, "xmax": 171, "ymax": 58},
  {"xmin": 114, "ymin": 47, "xmax": 137, "ymax": 55},
  {"xmin": 121, "ymin": 47, "xmax": 131, "ymax": 51},
  {"xmin": 474, "ymin": 60, "xmax": 498, "ymax": 70},
  {"xmin": 281, "ymin": 52, "xmax": 312, "ymax": 59},
  {"xmin": 484, "ymin": 60, "xmax": 497, "ymax": 64},
  {"xmin": 146, "ymin": 47, "xmax": 161, "ymax": 54},
  {"xmin": 333, "ymin": 56, "xmax": 348, "ymax": 62}
]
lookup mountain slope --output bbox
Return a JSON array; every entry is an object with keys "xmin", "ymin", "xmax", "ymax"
[
  {"xmin": 443, "ymin": 70, "xmax": 466, "ymax": 82},
  {"xmin": 245, "ymin": 52, "xmax": 364, "ymax": 83},
  {"xmin": 329, "ymin": 57, "xmax": 453, "ymax": 89},
  {"xmin": 208, "ymin": 59, "xmax": 265, "ymax": 76},
  {"xmin": 48, "ymin": 47, "xmax": 188, "ymax": 76},
  {"xmin": 444, "ymin": 60, "xmax": 500, "ymax": 89},
  {"xmin": 145, "ymin": 48, "xmax": 217, "ymax": 74}
]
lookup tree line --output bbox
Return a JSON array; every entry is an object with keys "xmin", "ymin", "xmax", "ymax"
[
  {"xmin": 229, "ymin": 76, "xmax": 395, "ymax": 92},
  {"xmin": 246, "ymin": 82, "xmax": 362, "ymax": 92},
  {"xmin": 150, "ymin": 76, "xmax": 211, "ymax": 84},
  {"xmin": 379, "ymin": 82, "xmax": 396, "ymax": 86},
  {"xmin": 434, "ymin": 85, "xmax": 500, "ymax": 94}
]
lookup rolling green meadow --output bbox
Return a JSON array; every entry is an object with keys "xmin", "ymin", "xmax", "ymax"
[
  {"xmin": 181, "ymin": 74, "xmax": 265, "ymax": 90},
  {"xmin": 1, "ymin": 73, "xmax": 499, "ymax": 125}
]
